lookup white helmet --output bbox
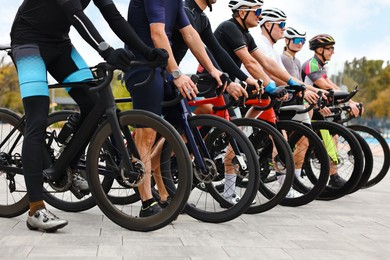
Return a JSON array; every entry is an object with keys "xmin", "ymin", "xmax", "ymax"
[
  {"xmin": 228, "ymin": 0, "xmax": 264, "ymax": 10},
  {"xmin": 258, "ymin": 8, "xmax": 287, "ymax": 26},
  {"xmin": 284, "ymin": 25, "xmax": 306, "ymax": 39}
]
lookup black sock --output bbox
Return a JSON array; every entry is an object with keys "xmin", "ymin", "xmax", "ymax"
[{"xmin": 142, "ymin": 198, "xmax": 156, "ymax": 209}]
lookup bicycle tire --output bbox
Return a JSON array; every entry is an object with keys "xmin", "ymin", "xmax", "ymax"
[
  {"xmin": 86, "ymin": 109, "xmax": 192, "ymax": 231},
  {"xmin": 348, "ymin": 129, "xmax": 373, "ymax": 192},
  {"xmin": 229, "ymin": 118, "xmax": 294, "ymax": 213},
  {"xmin": 311, "ymin": 121, "xmax": 364, "ymax": 200},
  {"xmin": 0, "ymin": 108, "xmax": 29, "ymax": 217},
  {"xmin": 277, "ymin": 120, "xmax": 330, "ymax": 206},
  {"xmin": 182, "ymin": 115, "xmax": 260, "ymax": 222},
  {"xmin": 347, "ymin": 125, "xmax": 390, "ymax": 188}
]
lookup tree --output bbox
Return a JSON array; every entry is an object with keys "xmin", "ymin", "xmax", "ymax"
[
  {"xmin": 0, "ymin": 58, "xmax": 23, "ymax": 113},
  {"xmin": 342, "ymin": 57, "xmax": 390, "ymax": 117}
]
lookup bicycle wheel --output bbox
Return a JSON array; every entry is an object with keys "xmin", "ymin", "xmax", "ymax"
[
  {"xmin": 43, "ymin": 111, "xmax": 97, "ymax": 212},
  {"xmin": 347, "ymin": 125, "xmax": 390, "ymax": 188},
  {"xmin": 277, "ymin": 120, "xmax": 330, "ymax": 206},
  {"xmin": 311, "ymin": 121, "xmax": 364, "ymax": 200},
  {"xmin": 348, "ymin": 129, "xmax": 373, "ymax": 192},
  {"xmin": 0, "ymin": 108, "xmax": 29, "ymax": 217},
  {"xmin": 86, "ymin": 109, "xmax": 192, "ymax": 231},
  {"xmin": 230, "ymin": 118, "xmax": 294, "ymax": 213},
  {"xmin": 182, "ymin": 115, "xmax": 260, "ymax": 222}
]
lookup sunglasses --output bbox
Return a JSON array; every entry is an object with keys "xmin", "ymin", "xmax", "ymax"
[
  {"xmin": 239, "ymin": 8, "xmax": 262, "ymax": 16},
  {"xmin": 292, "ymin": 38, "xmax": 306, "ymax": 45},
  {"xmin": 324, "ymin": 46, "xmax": 335, "ymax": 51},
  {"xmin": 271, "ymin": 21, "xmax": 286, "ymax": 29}
]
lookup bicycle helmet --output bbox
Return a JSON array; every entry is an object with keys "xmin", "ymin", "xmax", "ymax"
[
  {"xmin": 258, "ymin": 8, "xmax": 287, "ymax": 26},
  {"xmin": 309, "ymin": 34, "xmax": 335, "ymax": 50},
  {"xmin": 284, "ymin": 26, "xmax": 306, "ymax": 39},
  {"xmin": 228, "ymin": 0, "xmax": 264, "ymax": 10}
]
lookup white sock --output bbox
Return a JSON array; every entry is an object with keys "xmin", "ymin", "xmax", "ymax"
[
  {"xmin": 223, "ymin": 174, "xmax": 237, "ymax": 198},
  {"xmin": 295, "ymin": 169, "xmax": 302, "ymax": 178}
]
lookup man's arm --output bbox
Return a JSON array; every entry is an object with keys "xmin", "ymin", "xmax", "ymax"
[
  {"xmin": 179, "ymin": 25, "xmax": 222, "ymax": 86},
  {"xmin": 235, "ymin": 47, "xmax": 272, "ymax": 86}
]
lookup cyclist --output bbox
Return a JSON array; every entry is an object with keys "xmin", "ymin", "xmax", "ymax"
[
  {"xmin": 171, "ymin": 0, "xmax": 293, "ymax": 204},
  {"xmin": 10, "ymin": 0, "xmax": 167, "ymax": 232},
  {"xmin": 301, "ymin": 34, "xmax": 363, "ymax": 187},
  {"xmin": 281, "ymin": 25, "xmax": 306, "ymax": 81},
  {"xmin": 214, "ymin": 1, "xmax": 321, "ymax": 120},
  {"xmin": 124, "ymin": 0, "xmax": 224, "ymax": 216}
]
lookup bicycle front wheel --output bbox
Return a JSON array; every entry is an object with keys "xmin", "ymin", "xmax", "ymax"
[
  {"xmin": 311, "ymin": 121, "xmax": 364, "ymax": 200},
  {"xmin": 277, "ymin": 120, "xmax": 330, "ymax": 207},
  {"xmin": 183, "ymin": 115, "xmax": 260, "ymax": 222},
  {"xmin": 348, "ymin": 125, "xmax": 390, "ymax": 188},
  {"xmin": 86, "ymin": 109, "xmax": 192, "ymax": 231}
]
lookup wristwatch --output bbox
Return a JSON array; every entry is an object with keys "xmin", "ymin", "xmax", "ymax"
[
  {"xmin": 98, "ymin": 42, "xmax": 111, "ymax": 52},
  {"xmin": 171, "ymin": 69, "xmax": 182, "ymax": 79}
]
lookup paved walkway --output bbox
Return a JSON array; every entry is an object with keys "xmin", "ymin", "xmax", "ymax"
[{"xmin": 1, "ymin": 176, "xmax": 389, "ymax": 259}]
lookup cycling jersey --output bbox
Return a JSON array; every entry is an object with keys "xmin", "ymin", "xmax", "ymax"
[
  {"xmin": 172, "ymin": 0, "xmax": 248, "ymax": 82},
  {"xmin": 125, "ymin": 0, "xmax": 190, "ymax": 115},
  {"xmin": 281, "ymin": 50, "xmax": 302, "ymax": 81},
  {"xmin": 301, "ymin": 55, "xmax": 327, "ymax": 87},
  {"xmin": 257, "ymin": 34, "xmax": 286, "ymax": 70},
  {"xmin": 11, "ymin": 0, "xmax": 149, "ymax": 56},
  {"xmin": 214, "ymin": 18, "xmax": 258, "ymax": 81},
  {"xmin": 126, "ymin": 0, "xmax": 190, "ymax": 58}
]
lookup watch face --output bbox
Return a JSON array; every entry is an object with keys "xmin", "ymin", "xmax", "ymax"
[
  {"xmin": 98, "ymin": 42, "xmax": 110, "ymax": 52},
  {"xmin": 172, "ymin": 70, "xmax": 182, "ymax": 79}
]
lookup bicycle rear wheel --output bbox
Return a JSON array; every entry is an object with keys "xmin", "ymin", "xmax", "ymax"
[
  {"xmin": 86, "ymin": 109, "xmax": 192, "ymax": 231},
  {"xmin": 348, "ymin": 129, "xmax": 373, "ymax": 192},
  {"xmin": 347, "ymin": 125, "xmax": 390, "ymax": 188},
  {"xmin": 182, "ymin": 115, "xmax": 260, "ymax": 222},
  {"xmin": 311, "ymin": 121, "xmax": 364, "ymax": 200},
  {"xmin": 277, "ymin": 120, "xmax": 330, "ymax": 206},
  {"xmin": 231, "ymin": 118, "xmax": 294, "ymax": 213},
  {"xmin": 0, "ymin": 108, "xmax": 29, "ymax": 217}
]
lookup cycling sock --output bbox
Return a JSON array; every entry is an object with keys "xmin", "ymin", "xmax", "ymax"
[
  {"xmin": 29, "ymin": 200, "xmax": 46, "ymax": 216},
  {"xmin": 295, "ymin": 169, "xmax": 302, "ymax": 178},
  {"xmin": 141, "ymin": 198, "xmax": 156, "ymax": 209},
  {"xmin": 223, "ymin": 174, "xmax": 237, "ymax": 198}
]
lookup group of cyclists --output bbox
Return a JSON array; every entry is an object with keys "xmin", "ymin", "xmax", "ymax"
[{"xmin": 7, "ymin": 0, "xmax": 364, "ymax": 232}]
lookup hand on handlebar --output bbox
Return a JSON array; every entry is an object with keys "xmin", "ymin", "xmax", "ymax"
[
  {"xmin": 174, "ymin": 74, "xmax": 199, "ymax": 99},
  {"xmin": 147, "ymin": 48, "xmax": 169, "ymax": 67},
  {"xmin": 349, "ymin": 100, "xmax": 363, "ymax": 117},
  {"xmin": 318, "ymin": 106, "xmax": 332, "ymax": 117},
  {"xmin": 209, "ymin": 69, "xmax": 224, "ymax": 89},
  {"xmin": 100, "ymin": 47, "xmax": 135, "ymax": 71},
  {"xmin": 245, "ymin": 77, "xmax": 262, "ymax": 94},
  {"xmin": 304, "ymin": 90, "xmax": 319, "ymax": 104},
  {"xmin": 226, "ymin": 82, "xmax": 248, "ymax": 100},
  {"xmin": 265, "ymin": 81, "xmax": 288, "ymax": 99}
]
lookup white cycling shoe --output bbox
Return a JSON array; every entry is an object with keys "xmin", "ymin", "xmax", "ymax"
[{"xmin": 27, "ymin": 209, "xmax": 68, "ymax": 232}]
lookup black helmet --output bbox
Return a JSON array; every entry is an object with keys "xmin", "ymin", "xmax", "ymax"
[{"xmin": 309, "ymin": 34, "xmax": 335, "ymax": 50}]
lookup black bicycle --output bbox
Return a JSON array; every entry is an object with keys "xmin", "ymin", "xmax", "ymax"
[{"xmin": 0, "ymin": 49, "xmax": 193, "ymax": 231}]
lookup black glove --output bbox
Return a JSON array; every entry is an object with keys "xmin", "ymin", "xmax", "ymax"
[
  {"xmin": 100, "ymin": 47, "xmax": 135, "ymax": 71},
  {"xmin": 269, "ymin": 87, "xmax": 288, "ymax": 98},
  {"xmin": 147, "ymin": 48, "xmax": 169, "ymax": 67}
]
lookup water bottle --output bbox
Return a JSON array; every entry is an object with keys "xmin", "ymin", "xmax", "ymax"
[{"xmin": 57, "ymin": 113, "xmax": 81, "ymax": 144}]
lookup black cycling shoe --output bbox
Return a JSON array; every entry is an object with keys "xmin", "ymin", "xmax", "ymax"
[
  {"xmin": 158, "ymin": 197, "xmax": 172, "ymax": 209},
  {"xmin": 328, "ymin": 173, "xmax": 347, "ymax": 188},
  {"xmin": 139, "ymin": 202, "xmax": 162, "ymax": 217}
]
